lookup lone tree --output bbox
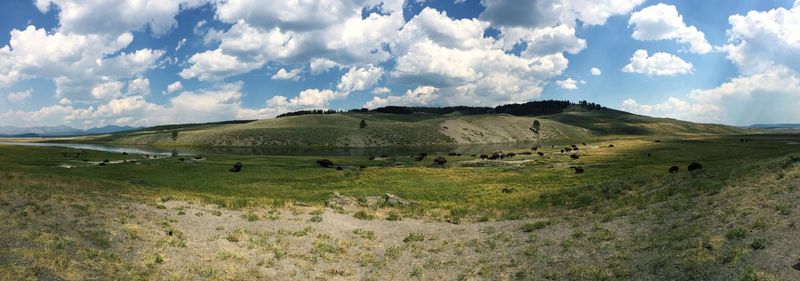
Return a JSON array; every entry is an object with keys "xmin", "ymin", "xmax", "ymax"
[
  {"xmin": 359, "ymin": 119, "xmax": 367, "ymax": 129},
  {"xmin": 530, "ymin": 119, "xmax": 541, "ymax": 134}
]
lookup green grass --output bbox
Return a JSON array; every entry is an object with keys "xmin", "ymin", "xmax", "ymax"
[{"xmin": 0, "ymin": 134, "xmax": 797, "ymax": 220}]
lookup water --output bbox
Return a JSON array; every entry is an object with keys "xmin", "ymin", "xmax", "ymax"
[
  {"xmin": 0, "ymin": 141, "xmax": 174, "ymax": 156},
  {"xmin": 0, "ymin": 141, "xmax": 544, "ymax": 157}
]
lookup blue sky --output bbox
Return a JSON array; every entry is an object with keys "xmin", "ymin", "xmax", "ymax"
[{"xmin": 0, "ymin": 0, "xmax": 798, "ymax": 128}]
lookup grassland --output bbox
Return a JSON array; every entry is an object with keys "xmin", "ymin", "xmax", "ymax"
[
  {"xmin": 2, "ymin": 133, "xmax": 800, "ymax": 280},
  {"xmin": 76, "ymin": 110, "xmax": 747, "ymax": 147}
]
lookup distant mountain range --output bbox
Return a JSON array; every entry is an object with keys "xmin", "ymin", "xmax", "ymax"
[
  {"xmin": 0, "ymin": 125, "xmax": 138, "ymax": 137},
  {"xmin": 749, "ymin": 124, "xmax": 800, "ymax": 129}
]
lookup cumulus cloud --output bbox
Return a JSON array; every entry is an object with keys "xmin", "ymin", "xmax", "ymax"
[
  {"xmin": 7, "ymin": 89, "xmax": 32, "ymax": 103},
  {"xmin": 724, "ymin": 2, "xmax": 800, "ymax": 75},
  {"xmin": 371, "ymin": 87, "xmax": 391, "ymax": 95},
  {"xmin": 479, "ymin": 0, "xmax": 644, "ymax": 28},
  {"xmin": 0, "ymin": 26, "xmax": 163, "ymax": 101},
  {"xmin": 127, "ymin": 77, "xmax": 151, "ymax": 96},
  {"xmin": 364, "ymin": 86, "xmax": 439, "ymax": 109},
  {"xmin": 556, "ymin": 78, "xmax": 579, "ymax": 90},
  {"xmin": 165, "ymin": 81, "xmax": 183, "ymax": 95},
  {"xmin": 34, "ymin": 0, "xmax": 209, "ymax": 36},
  {"xmin": 623, "ymin": 68, "xmax": 800, "ymax": 125},
  {"xmin": 629, "ymin": 3, "xmax": 712, "ymax": 54},
  {"xmin": 622, "ymin": 49, "xmax": 693, "ymax": 76},
  {"xmin": 271, "ymin": 68, "xmax": 303, "ymax": 81},
  {"xmin": 591, "ymin": 67, "xmax": 602, "ymax": 76},
  {"xmin": 309, "ymin": 58, "xmax": 339, "ymax": 75},
  {"xmin": 337, "ymin": 65, "xmax": 383, "ymax": 93}
]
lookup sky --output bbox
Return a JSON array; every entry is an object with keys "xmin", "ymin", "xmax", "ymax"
[{"xmin": 0, "ymin": 0, "xmax": 798, "ymax": 128}]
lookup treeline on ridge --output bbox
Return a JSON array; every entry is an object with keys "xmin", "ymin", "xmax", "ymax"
[{"xmin": 276, "ymin": 100, "xmax": 604, "ymax": 118}]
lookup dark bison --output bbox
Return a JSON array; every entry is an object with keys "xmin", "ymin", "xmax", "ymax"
[
  {"xmin": 179, "ymin": 158, "xmax": 185, "ymax": 162},
  {"xmin": 537, "ymin": 152, "xmax": 545, "ymax": 157},
  {"xmin": 380, "ymin": 154, "xmax": 389, "ymax": 158},
  {"xmin": 336, "ymin": 166, "xmax": 344, "ymax": 170},
  {"xmin": 655, "ymin": 140, "xmax": 661, "ymax": 143},
  {"xmin": 229, "ymin": 162, "xmax": 242, "ymax": 172},
  {"xmin": 501, "ymin": 187, "xmax": 514, "ymax": 193},
  {"xmin": 316, "ymin": 159, "xmax": 334, "ymax": 168},
  {"xmin": 360, "ymin": 165, "xmax": 366, "ymax": 169},
  {"xmin": 565, "ymin": 147, "xmax": 573, "ymax": 152},
  {"xmin": 520, "ymin": 152, "xmax": 532, "ymax": 155},
  {"xmin": 368, "ymin": 155, "xmax": 375, "ymax": 160},
  {"xmin": 122, "ymin": 152, "xmax": 128, "ymax": 155},
  {"xmin": 570, "ymin": 166, "xmax": 585, "ymax": 174},
  {"xmin": 480, "ymin": 154, "xmax": 488, "ymax": 160},
  {"xmin": 688, "ymin": 162, "xmax": 703, "ymax": 172},
  {"xmin": 608, "ymin": 144, "xmax": 615, "ymax": 148},
  {"xmin": 506, "ymin": 152, "xmax": 516, "ymax": 158},
  {"xmin": 98, "ymin": 162, "xmax": 107, "ymax": 166},
  {"xmin": 414, "ymin": 153, "xmax": 427, "ymax": 161},
  {"xmin": 433, "ymin": 156, "xmax": 447, "ymax": 166},
  {"xmin": 194, "ymin": 156, "xmax": 203, "ymax": 160},
  {"xmin": 582, "ymin": 142, "xmax": 587, "ymax": 146},
  {"xmin": 532, "ymin": 146, "xmax": 539, "ymax": 151},
  {"xmin": 669, "ymin": 166, "xmax": 679, "ymax": 173},
  {"xmin": 570, "ymin": 154, "xmax": 580, "ymax": 160},
  {"xmin": 560, "ymin": 149, "xmax": 565, "ymax": 154},
  {"xmin": 103, "ymin": 159, "xmax": 110, "ymax": 163}
]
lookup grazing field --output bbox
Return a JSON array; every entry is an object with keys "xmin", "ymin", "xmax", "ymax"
[{"xmin": 2, "ymin": 134, "xmax": 800, "ymax": 280}]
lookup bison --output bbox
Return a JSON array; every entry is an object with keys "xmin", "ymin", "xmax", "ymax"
[
  {"xmin": 506, "ymin": 153, "xmax": 516, "ymax": 158},
  {"xmin": 688, "ymin": 162, "xmax": 703, "ymax": 172},
  {"xmin": 570, "ymin": 154, "xmax": 580, "ymax": 160},
  {"xmin": 537, "ymin": 152, "xmax": 545, "ymax": 157},
  {"xmin": 433, "ymin": 156, "xmax": 447, "ymax": 166},
  {"xmin": 669, "ymin": 166, "xmax": 679, "ymax": 173},
  {"xmin": 316, "ymin": 159, "xmax": 334, "ymax": 168},
  {"xmin": 336, "ymin": 166, "xmax": 344, "ymax": 170},
  {"xmin": 570, "ymin": 166, "xmax": 585, "ymax": 174},
  {"xmin": 480, "ymin": 154, "xmax": 489, "ymax": 160},
  {"xmin": 532, "ymin": 146, "xmax": 539, "ymax": 151},
  {"xmin": 229, "ymin": 162, "xmax": 243, "ymax": 172},
  {"xmin": 368, "ymin": 155, "xmax": 375, "ymax": 160},
  {"xmin": 608, "ymin": 144, "xmax": 615, "ymax": 148},
  {"xmin": 582, "ymin": 142, "xmax": 587, "ymax": 146}
]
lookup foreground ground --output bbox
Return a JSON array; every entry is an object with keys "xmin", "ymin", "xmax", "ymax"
[{"xmin": 2, "ymin": 135, "xmax": 800, "ymax": 280}]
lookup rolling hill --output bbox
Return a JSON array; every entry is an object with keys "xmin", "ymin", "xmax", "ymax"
[{"xmin": 88, "ymin": 107, "xmax": 747, "ymax": 147}]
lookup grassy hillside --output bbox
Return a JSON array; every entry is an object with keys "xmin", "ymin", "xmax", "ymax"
[{"xmin": 93, "ymin": 109, "xmax": 747, "ymax": 147}]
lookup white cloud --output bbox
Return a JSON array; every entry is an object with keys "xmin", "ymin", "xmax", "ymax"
[
  {"xmin": 271, "ymin": 68, "xmax": 303, "ymax": 81},
  {"xmin": 724, "ymin": 3, "xmax": 800, "ymax": 75},
  {"xmin": 623, "ymin": 49, "xmax": 693, "ymax": 76},
  {"xmin": 494, "ymin": 25, "xmax": 586, "ymax": 57},
  {"xmin": 90, "ymin": 81, "xmax": 124, "ymax": 100},
  {"xmin": 34, "ymin": 0, "xmax": 210, "ymax": 36},
  {"xmin": 371, "ymin": 87, "xmax": 391, "ymax": 95},
  {"xmin": 7, "ymin": 89, "xmax": 32, "ymax": 103},
  {"xmin": 629, "ymin": 3, "xmax": 712, "ymax": 54},
  {"xmin": 127, "ymin": 77, "xmax": 150, "ymax": 96},
  {"xmin": 179, "ymin": 49, "xmax": 261, "ymax": 81},
  {"xmin": 165, "ymin": 81, "xmax": 183, "ymax": 95},
  {"xmin": 309, "ymin": 58, "xmax": 339, "ymax": 75},
  {"xmin": 479, "ymin": 0, "xmax": 644, "ymax": 28},
  {"xmin": 622, "ymin": 68, "xmax": 800, "ymax": 125},
  {"xmin": 175, "ymin": 38, "xmax": 187, "ymax": 51},
  {"xmin": 364, "ymin": 86, "xmax": 439, "ymax": 109},
  {"xmin": 0, "ymin": 26, "xmax": 163, "ymax": 100},
  {"xmin": 591, "ymin": 67, "xmax": 602, "ymax": 76},
  {"xmin": 337, "ymin": 65, "xmax": 383, "ymax": 93},
  {"xmin": 556, "ymin": 77, "xmax": 578, "ymax": 90}
]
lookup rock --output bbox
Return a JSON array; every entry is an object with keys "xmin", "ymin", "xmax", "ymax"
[
  {"xmin": 325, "ymin": 192, "xmax": 357, "ymax": 208},
  {"xmin": 385, "ymin": 193, "xmax": 415, "ymax": 206}
]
